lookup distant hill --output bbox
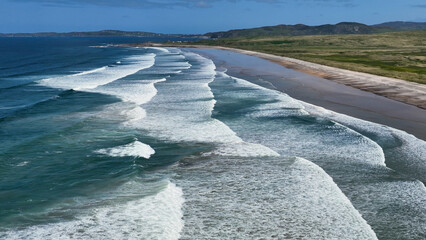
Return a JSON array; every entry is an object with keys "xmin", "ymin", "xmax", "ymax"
[
  {"xmin": 0, "ymin": 30, "xmax": 195, "ymax": 38},
  {"xmin": 372, "ymin": 21, "xmax": 426, "ymax": 30},
  {"xmin": 2, "ymin": 21, "xmax": 425, "ymax": 38},
  {"xmin": 205, "ymin": 21, "xmax": 426, "ymax": 38}
]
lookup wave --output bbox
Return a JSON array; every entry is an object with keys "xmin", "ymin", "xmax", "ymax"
[
  {"xmin": 302, "ymin": 102, "xmax": 426, "ymax": 183},
  {"xmin": 126, "ymin": 51, "xmax": 286, "ymax": 162},
  {"xmin": 95, "ymin": 140, "xmax": 155, "ymax": 159},
  {"xmin": 3, "ymin": 45, "xmax": 425, "ymax": 240},
  {"xmin": 2, "ymin": 182, "xmax": 184, "ymax": 240},
  {"xmin": 215, "ymin": 71, "xmax": 388, "ymax": 167},
  {"xmin": 202, "ymin": 142, "xmax": 280, "ymax": 158},
  {"xmin": 146, "ymin": 47, "xmax": 170, "ymax": 53},
  {"xmin": 91, "ymin": 48, "xmax": 196, "ymax": 126},
  {"xmin": 209, "ymin": 66, "xmax": 425, "ymax": 239},
  {"xmin": 0, "ymin": 77, "xmax": 39, "ymax": 90},
  {"xmin": 38, "ymin": 54, "xmax": 156, "ymax": 90},
  {"xmin": 284, "ymin": 157, "xmax": 377, "ymax": 239},
  {"xmin": 224, "ymin": 68, "xmax": 424, "ymax": 178},
  {"xmin": 175, "ymin": 155, "xmax": 377, "ymax": 239},
  {"xmin": 89, "ymin": 44, "xmax": 115, "ymax": 48},
  {"xmin": 90, "ymin": 49, "xmax": 193, "ymax": 126},
  {"xmin": 219, "ymin": 72, "xmax": 309, "ymax": 118},
  {"xmin": 132, "ymin": 52, "xmax": 237, "ymax": 142},
  {"xmin": 122, "ymin": 106, "xmax": 147, "ymax": 122},
  {"xmin": 94, "ymin": 78, "xmax": 166, "ymax": 106},
  {"xmin": 0, "ymin": 94, "xmax": 60, "ymax": 120},
  {"xmin": 155, "ymin": 61, "xmax": 192, "ymax": 68},
  {"xmin": 73, "ymin": 66, "xmax": 108, "ymax": 76}
]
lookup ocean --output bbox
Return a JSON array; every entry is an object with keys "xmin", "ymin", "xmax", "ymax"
[{"xmin": 0, "ymin": 37, "xmax": 425, "ymax": 240}]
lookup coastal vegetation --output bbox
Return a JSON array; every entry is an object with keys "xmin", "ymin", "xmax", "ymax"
[{"xmin": 192, "ymin": 30, "xmax": 426, "ymax": 84}]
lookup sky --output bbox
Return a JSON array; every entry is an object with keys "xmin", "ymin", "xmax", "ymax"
[{"xmin": 0, "ymin": 0, "xmax": 425, "ymax": 34}]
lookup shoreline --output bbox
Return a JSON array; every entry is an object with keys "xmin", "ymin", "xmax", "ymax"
[
  {"xmin": 225, "ymin": 47, "xmax": 426, "ymax": 110},
  {"xmin": 189, "ymin": 48, "xmax": 426, "ymax": 141},
  {"xmin": 126, "ymin": 43, "xmax": 426, "ymax": 110},
  {"xmin": 123, "ymin": 43, "xmax": 426, "ymax": 140}
]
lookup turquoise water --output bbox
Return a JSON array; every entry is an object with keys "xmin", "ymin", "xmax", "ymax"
[{"xmin": 0, "ymin": 38, "xmax": 425, "ymax": 239}]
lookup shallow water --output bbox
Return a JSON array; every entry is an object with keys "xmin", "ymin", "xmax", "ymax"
[{"xmin": 0, "ymin": 38, "xmax": 425, "ymax": 239}]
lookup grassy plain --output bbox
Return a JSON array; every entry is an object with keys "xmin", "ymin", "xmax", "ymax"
[{"xmin": 191, "ymin": 30, "xmax": 426, "ymax": 84}]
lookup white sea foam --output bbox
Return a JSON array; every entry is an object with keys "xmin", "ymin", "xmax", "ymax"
[
  {"xmin": 38, "ymin": 54, "xmax": 155, "ymax": 90},
  {"xmin": 203, "ymin": 142, "xmax": 280, "ymax": 158},
  {"xmin": 216, "ymin": 72, "xmax": 308, "ymax": 118},
  {"xmin": 87, "ymin": 103, "xmax": 146, "ymax": 124},
  {"xmin": 7, "ymin": 47, "xmax": 425, "ymax": 240},
  {"xmin": 90, "ymin": 51, "xmax": 189, "ymax": 125},
  {"xmin": 207, "ymin": 67, "xmax": 425, "ymax": 239},
  {"xmin": 128, "ymin": 51, "xmax": 283, "ymax": 160},
  {"xmin": 88, "ymin": 49, "xmax": 194, "ymax": 132},
  {"xmin": 133, "ymin": 51, "xmax": 241, "ymax": 143},
  {"xmin": 122, "ymin": 106, "xmax": 146, "ymax": 122},
  {"xmin": 176, "ymin": 156, "xmax": 377, "ymax": 239},
  {"xmin": 73, "ymin": 66, "xmax": 107, "ymax": 76},
  {"xmin": 94, "ymin": 78, "xmax": 166, "ymax": 105},
  {"xmin": 95, "ymin": 140, "xmax": 155, "ymax": 159},
  {"xmin": 146, "ymin": 47, "xmax": 170, "ymax": 53},
  {"xmin": 302, "ymin": 101, "xmax": 426, "ymax": 182},
  {"xmin": 214, "ymin": 71, "xmax": 387, "ymax": 167},
  {"xmin": 16, "ymin": 161, "xmax": 29, "ymax": 167},
  {"xmin": 89, "ymin": 45, "xmax": 113, "ymax": 48},
  {"xmin": 155, "ymin": 61, "xmax": 192, "ymax": 68},
  {"xmin": 141, "ymin": 48, "xmax": 191, "ymax": 75},
  {"xmin": 3, "ymin": 182, "xmax": 184, "ymax": 240}
]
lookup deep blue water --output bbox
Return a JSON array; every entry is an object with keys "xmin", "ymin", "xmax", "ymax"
[{"xmin": 0, "ymin": 38, "xmax": 425, "ymax": 239}]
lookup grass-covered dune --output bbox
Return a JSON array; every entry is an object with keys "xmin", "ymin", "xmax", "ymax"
[{"xmin": 193, "ymin": 30, "xmax": 426, "ymax": 84}]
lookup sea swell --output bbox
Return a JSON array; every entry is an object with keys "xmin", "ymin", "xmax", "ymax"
[
  {"xmin": 208, "ymin": 67, "xmax": 426, "ymax": 240},
  {"xmin": 38, "ymin": 54, "xmax": 156, "ymax": 90},
  {"xmin": 1, "ymin": 44, "xmax": 425, "ymax": 240},
  {"xmin": 2, "ymin": 181, "xmax": 184, "ymax": 240}
]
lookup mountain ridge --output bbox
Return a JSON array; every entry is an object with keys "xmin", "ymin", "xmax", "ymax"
[
  {"xmin": 205, "ymin": 21, "xmax": 426, "ymax": 38},
  {"xmin": 1, "ymin": 21, "xmax": 425, "ymax": 38}
]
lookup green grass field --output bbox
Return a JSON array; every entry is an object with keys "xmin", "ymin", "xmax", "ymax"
[{"xmin": 190, "ymin": 30, "xmax": 426, "ymax": 84}]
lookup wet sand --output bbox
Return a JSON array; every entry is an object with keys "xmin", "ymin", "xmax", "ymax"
[
  {"xmin": 128, "ymin": 43, "xmax": 426, "ymax": 110},
  {"xmin": 214, "ymin": 47, "xmax": 426, "ymax": 110},
  {"xmin": 188, "ymin": 48, "xmax": 426, "ymax": 141}
]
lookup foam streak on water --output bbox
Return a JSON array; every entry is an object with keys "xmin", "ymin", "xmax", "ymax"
[
  {"xmin": 134, "ymin": 50, "xmax": 281, "ymax": 158},
  {"xmin": 94, "ymin": 78, "xmax": 166, "ymax": 105},
  {"xmin": 302, "ymin": 102, "xmax": 426, "ymax": 182},
  {"xmin": 208, "ymin": 69, "xmax": 426, "ymax": 240},
  {"xmin": 38, "ymin": 54, "xmax": 156, "ymax": 90},
  {"xmin": 174, "ymin": 156, "xmax": 377, "ymax": 239},
  {"xmin": 126, "ymin": 50, "xmax": 379, "ymax": 239},
  {"xmin": 3, "ymin": 182, "xmax": 184, "ymax": 240},
  {"xmin": 95, "ymin": 140, "xmax": 155, "ymax": 159}
]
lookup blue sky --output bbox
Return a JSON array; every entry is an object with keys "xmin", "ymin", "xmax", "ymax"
[{"xmin": 0, "ymin": 0, "xmax": 425, "ymax": 33}]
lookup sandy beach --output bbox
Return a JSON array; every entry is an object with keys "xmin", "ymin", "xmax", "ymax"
[
  {"xmin": 189, "ymin": 48, "xmax": 426, "ymax": 141},
  {"xmin": 161, "ymin": 44, "xmax": 426, "ymax": 109},
  {"xmin": 215, "ymin": 46, "xmax": 426, "ymax": 109}
]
